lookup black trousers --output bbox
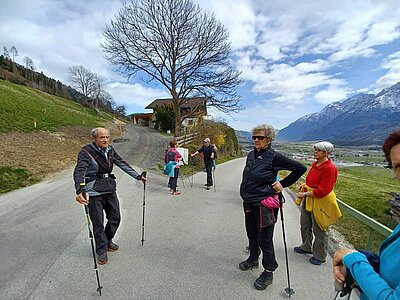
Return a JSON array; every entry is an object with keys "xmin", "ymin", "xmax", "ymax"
[
  {"xmin": 243, "ymin": 202, "xmax": 279, "ymax": 272},
  {"xmin": 88, "ymin": 192, "xmax": 121, "ymax": 254},
  {"xmin": 170, "ymin": 168, "xmax": 179, "ymax": 192},
  {"xmin": 204, "ymin": 160, "xmax": 213, "ymax": 186}
]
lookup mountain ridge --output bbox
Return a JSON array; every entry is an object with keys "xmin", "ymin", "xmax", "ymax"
[{"xmin": 277, "ymin": 82, "xmax": 400, "ymax": 146}]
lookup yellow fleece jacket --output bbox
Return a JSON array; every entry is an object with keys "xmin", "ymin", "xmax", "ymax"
[{"xmin": 296, "ymin": 184, "xmax": 341, "ymax": 231}]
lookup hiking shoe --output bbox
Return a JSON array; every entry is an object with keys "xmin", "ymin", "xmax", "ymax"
[
  {"xmin": 294, "ymin": 246, "xmax": 312, "ymax": 254},
  {"xmin": 254, "ymin": 271, "xmax": 273, "ymax": 290},
  {"xmin": 107, "ymin": 241, "xmax": 119, "ymax": 252},
  {"xmin": 309, "ymin": 257, "xmax": 325, "ymax": 265},
  {"xmin": 239, "ymin": 259, "xmax": 259, "ymax": 271},
  {"xmin": 97, "ymin": 252, "xmax": 108, "ymax": 265}
]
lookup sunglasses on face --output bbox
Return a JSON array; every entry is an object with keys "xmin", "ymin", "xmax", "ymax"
[{"xmin": 252, "ymin": 136, "xmax": 266, "ymax": 141}]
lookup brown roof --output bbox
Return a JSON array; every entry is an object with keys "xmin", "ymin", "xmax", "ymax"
[
  {"xmin": 129, "ymin": 112, "xmax": 154, "ymax": 121},
  {"xmin": 145, "ymin": 97, "xmax": 206, "ymax": 109}
]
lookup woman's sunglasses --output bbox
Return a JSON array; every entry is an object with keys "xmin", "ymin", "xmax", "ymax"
[{"xmin": 252, "ymin": 136, "xmax": 266, "ymax": 141}]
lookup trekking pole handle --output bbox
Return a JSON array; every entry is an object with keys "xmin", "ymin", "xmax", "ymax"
[
  {"xmin": 334, "ymin": 265, "xmax": 347, "ymax": 291},
  {"xmin": 140, "ymin": 171, "xmax": 147, "ymax": 185},
  {"xmin": 81, "ymin": 186, "xmax": 87, "ymax": 199}
]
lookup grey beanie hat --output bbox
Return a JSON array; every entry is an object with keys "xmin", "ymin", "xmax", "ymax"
[{"xmin": 314, "ymin": 141, "xmax": 334, "ymax": 153}]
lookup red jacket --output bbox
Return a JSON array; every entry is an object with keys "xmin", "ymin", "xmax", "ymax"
[{"xmin": 305, "ymin": 159, "xmax": 338, "ymax": 198}]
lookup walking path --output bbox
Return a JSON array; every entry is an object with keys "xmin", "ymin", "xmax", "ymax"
[
  {"xmin": 7, "ymin": 158, "xmax": 336, "ymax": 300},
  {"xmin": 0, "ymin": 125, "xmax": 337, "ymax": 299}
]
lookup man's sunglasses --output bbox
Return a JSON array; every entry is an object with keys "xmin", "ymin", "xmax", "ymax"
[{"xmin": 252, "ymin": 136, "xmax": 266, "ymax": 140}]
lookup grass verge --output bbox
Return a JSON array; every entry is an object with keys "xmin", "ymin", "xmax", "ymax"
[{"xmin": 0, "ymin": 166, "xmax": 40, "ymax": 193}]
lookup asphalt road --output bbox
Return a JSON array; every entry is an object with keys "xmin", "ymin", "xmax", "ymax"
[{"xmin": 0, "ymin": 125, "xmax": 337, "ymax": 299}]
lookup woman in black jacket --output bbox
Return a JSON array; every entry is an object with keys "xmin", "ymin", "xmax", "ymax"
[{"xmin": 239, "ymin": 124, "xmax": 306, "ymax": 291}]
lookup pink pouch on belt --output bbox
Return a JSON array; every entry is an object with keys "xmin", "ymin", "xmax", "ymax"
[{"xmin": 260, "ymin": 194, "xmax": 280, "ymax": 209}]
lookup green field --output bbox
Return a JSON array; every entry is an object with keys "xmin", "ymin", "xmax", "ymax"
[
  {"xmin": 0, "ymin": 79, "xmax": 110, "ymax": 190},
  {"xmin": 0, "ymin": 79, "xmax": 108, "ymax": 132}
]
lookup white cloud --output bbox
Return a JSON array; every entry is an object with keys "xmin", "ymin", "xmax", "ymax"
[
  {"xmin": 106, "ymin": 82, "xmax": 168, "ymax": 112},
  {"xmin": 314, "ymin": 86, "xmax": 349, "ymax": 104},
  {"xmin": 376, "ymin": 51, "xmax": 400, "ymax": 90},
  {"xmin": 2, "ymin": 0, "xmax": 400, "ymax": 130}
]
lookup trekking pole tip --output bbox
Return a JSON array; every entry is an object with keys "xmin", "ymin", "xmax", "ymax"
[
  {"xmin": 97, "ymin": 285, "xmax": 103, "ymax": 296},
  {"xmin": 284, "ymin": 287, "xmax": 295, "ymax": 297}
]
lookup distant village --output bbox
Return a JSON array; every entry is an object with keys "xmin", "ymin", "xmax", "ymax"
[{"xmin": 237, "ymin": 136, "xmax": 388, "ymax": 169}]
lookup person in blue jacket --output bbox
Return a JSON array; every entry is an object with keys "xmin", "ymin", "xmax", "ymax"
[{"xmin": 333, "ymin": 129, "xmax": 400, "ymax": 300}]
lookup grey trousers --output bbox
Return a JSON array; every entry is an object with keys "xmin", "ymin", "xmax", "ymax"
[{"xmin": 299, "ymin": 201, "xmax": 328, "ymax": 261}]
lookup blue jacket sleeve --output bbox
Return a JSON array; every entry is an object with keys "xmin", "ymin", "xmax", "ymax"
[{"xmin": 344, "ymin": 252, "xmax": 400, "ymax": 299}]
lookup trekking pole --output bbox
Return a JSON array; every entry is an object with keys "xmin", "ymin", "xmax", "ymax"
[
  {"xmin": 278, "ymin": 193, "xmax": 295, "ymax": 297},
  {"xmin": 180, "ymin": 174, "xmax": 185, "ymax": 188},
  {"xmin": 329, "ymin": 266, "xmax": 354, "ymax": 300},
  {"xmin": 140, "ymin": 170, "xmax": 147, "ymax": 246},
  {"xmin": 212, "ymin": 167, "xmax": 216, "ymax": 192},
  {"xmin": 188, "ymin": 156, "xmax": 193, "ymax": 188},
  {"xmin": 191, "ymin": 165, "xmax": 194, "ymax": 187},
  {"xmin": 82, "ymin": 188, "xmax": 103, "ymax": 296},
  {"xmin": 179, "ymin": 158, "xmax": 186, "ymax": 188}
]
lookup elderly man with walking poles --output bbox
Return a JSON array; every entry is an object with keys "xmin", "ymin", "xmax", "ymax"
[{"xmin": 74, "ymin": 127, "xmax": 146, "ymax": 266}]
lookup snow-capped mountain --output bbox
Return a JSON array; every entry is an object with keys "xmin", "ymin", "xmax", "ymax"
[{"xmin": 277, "ymin": 82, "xmax": 400, "ymax": 146}]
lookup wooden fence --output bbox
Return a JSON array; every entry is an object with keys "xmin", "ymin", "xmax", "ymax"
[{"xmin": 176, "ymin": 132, "xmax": 198, "ymax": 146}]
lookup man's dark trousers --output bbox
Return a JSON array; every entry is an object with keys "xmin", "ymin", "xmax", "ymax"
[
  {"xmin": 204, "ymin": 160, "xmax": 213, "ymax": 186},
  {"xmin": 88, "ymin": 193, "xmax": 121, "ymax": 254}
]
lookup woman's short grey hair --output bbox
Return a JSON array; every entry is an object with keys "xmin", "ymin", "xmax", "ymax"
[
  {"xmin": 251, "ymin": 124, "xmax": 276, "ymax": 140},
  {"xmin": 91, "ymin": 127, "xmax": 110, "ymax": 138},
  {"xmin": 314, "ymin": 141, "xmax": 334, "ymax": 153}
]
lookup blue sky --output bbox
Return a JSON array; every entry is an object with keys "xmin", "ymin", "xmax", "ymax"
[{"xmin": 1, "ymin": 0, "xmax": 400, "ymax": 131}]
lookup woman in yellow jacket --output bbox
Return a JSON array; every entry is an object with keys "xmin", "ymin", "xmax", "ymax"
[{"xmin": 294, "ymin": 141, "xmax": 341, "ymax": 265}]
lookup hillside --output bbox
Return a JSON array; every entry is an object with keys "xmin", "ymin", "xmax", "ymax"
[
  {"xmin": 277, "ymin": 82, "xmax": 400, "ymax": 145},
  {"xmin": 0, "ymin": 79, "xmax": 114, "ymax": 190}
]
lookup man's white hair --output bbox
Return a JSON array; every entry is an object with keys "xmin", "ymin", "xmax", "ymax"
[{"xmin": 91, "ymin": 127, "xmax": 110, "ymax": 138}]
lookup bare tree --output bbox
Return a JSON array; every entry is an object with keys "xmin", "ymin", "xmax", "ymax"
[
  {"xmin": 23, "ymin": 56, "xmax": 35, "ymax": 69},
  {"xmin": 99, "ymin": 90, "xmax": 115, "ymax": 111},
  {"xmin": 68, "ymin": 65, "xmax": 95, "ymax": 98},
  {"xmin": 3, "ymin": 47, "xmax": 10, "ymax": 59},
  {"xmin": 69, "ymin": 65, "xmax": 112, "ymax": 112},
  {"xmin": 102, "ymin": 0, "xmax": 243, "ymax": 135},
  {"xmin": 10, "ymin": 46, "xmax": 18, "ymax": 62},
  {"xmin": 115, "ymin": 104, "xmax": 126, "ymax": 116},
  {"xmin": 23, "ymin": 56, "xmax": 35, "ymax": 78}
]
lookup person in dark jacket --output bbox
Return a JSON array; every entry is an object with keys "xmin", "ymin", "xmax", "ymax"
[
  {"xmin": 190, "ymin": 137, "xmax": 216, "ymax": 190},
  {"xmin": 239, "ymin": 124, "xmax": 306, "ymax": 291},
  {"xmin": 74, "ymin": 127, "xmax": 146, "ymax": 265}
]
